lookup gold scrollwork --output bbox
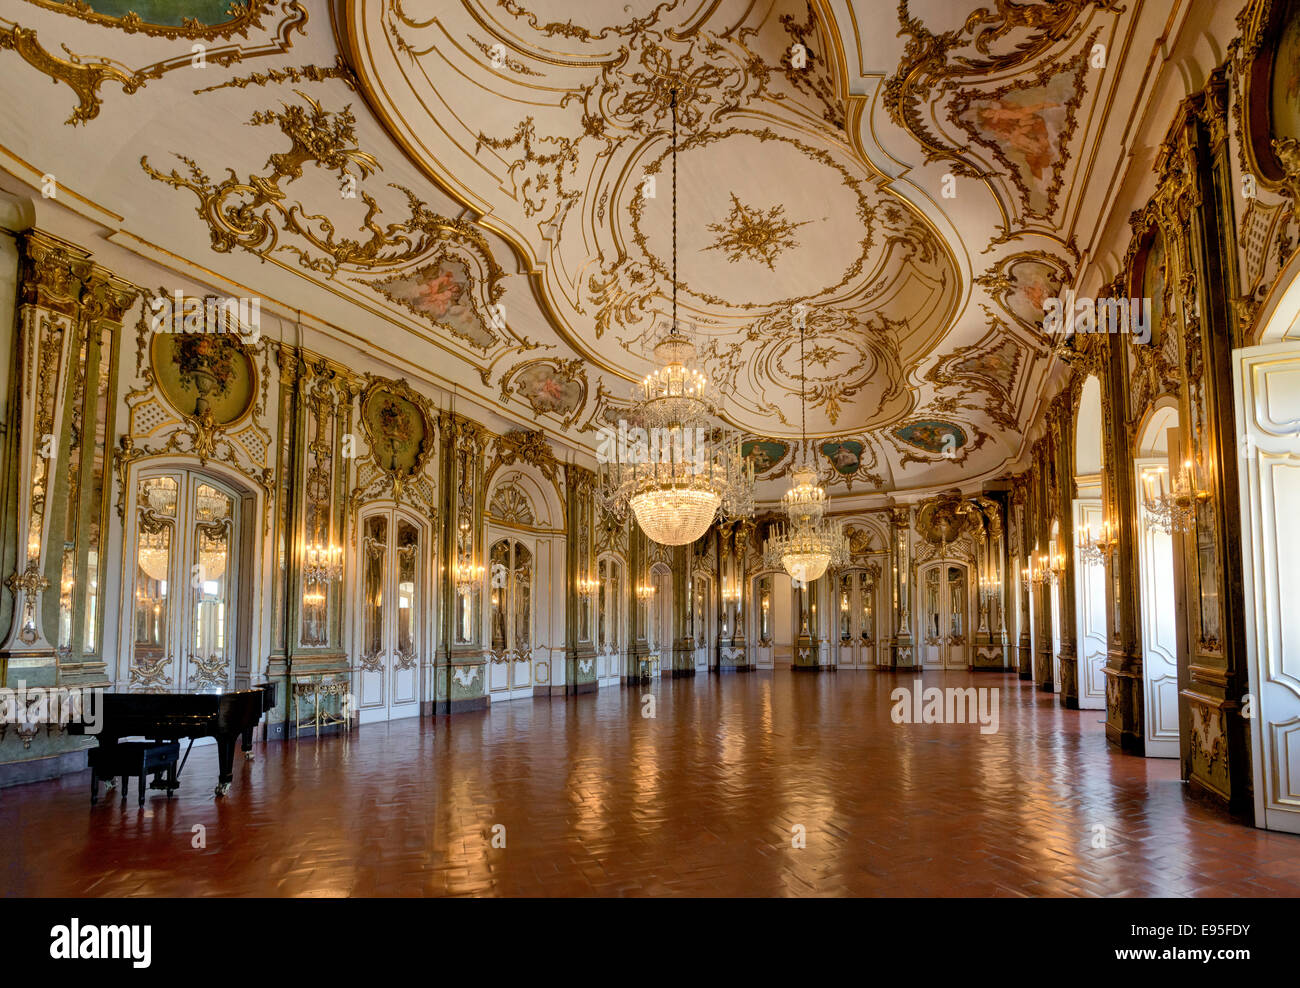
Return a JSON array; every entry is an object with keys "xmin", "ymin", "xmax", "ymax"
[{"xmin": 141, "ymin": 91, "xmax": 505, "ymax": 283}]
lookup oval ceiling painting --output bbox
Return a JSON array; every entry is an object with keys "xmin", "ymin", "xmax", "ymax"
[
  {"xmin": 741, "ymin": 439, "xmax": 790, "ymax": 477},
  {"xmin": 820, "ymin": 439, "xmax": 865, "ymax": 476},
  {"xmin": 26, "ymin": 0, "xmax": 267, "ymax": 37},
  {"xmin": 893, "ymin": 421, "xmax": 967, "ymax": 455}
]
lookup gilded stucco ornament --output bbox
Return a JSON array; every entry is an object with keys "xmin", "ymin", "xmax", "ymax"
[
  {"xmin": 142, "ymin": 92, "xmax": 503, "ymax": 280},
  {"xmin": 0, "ymin": 1, "xmax": 307, "ymax": 124}
]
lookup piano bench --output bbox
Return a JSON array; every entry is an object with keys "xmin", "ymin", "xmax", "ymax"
[{"xmin": 88, "ymin": 741, "xmax": 181, "ymax": 807}]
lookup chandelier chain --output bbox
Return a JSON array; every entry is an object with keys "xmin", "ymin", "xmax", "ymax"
[
  {"xmin": 671, "ymin": 87, "xmax": 677, "ymax": 333},
  {"xmin": 799, "ymin": 321, "xmax": 807, "ymax": 465}
]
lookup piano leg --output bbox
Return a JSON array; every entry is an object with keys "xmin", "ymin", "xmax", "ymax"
[
  {"xmin": 214, "ymin": 733, "xmax": 236, "ymax": 797},
  {"xmin": 241, "ymin": 724, "xmax": 255, "ymax": 760}
]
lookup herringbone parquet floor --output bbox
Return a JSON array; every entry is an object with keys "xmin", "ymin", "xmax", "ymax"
[{"xmin": 5, "ymin": 670, "xmax": 1298, "ymax": 896}]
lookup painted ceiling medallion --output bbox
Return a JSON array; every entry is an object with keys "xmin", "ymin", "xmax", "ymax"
[
  {"xmin": 949, "ymin": 43, "xmax": 1093, "ymax": 219},
  {"xmin": 22, "ymin": 0, "xmax": 271, "ymax": 39},
  {"xmin": 893, "ymin": 421, "xmax": 967, "ymax": 455},
  {"xmin": 704, "ymin": 193, "xmax": 811, "ymax": 269}
]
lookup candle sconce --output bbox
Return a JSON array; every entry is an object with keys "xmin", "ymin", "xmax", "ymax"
[
  {"xmin": 1141, "ymin": 461, "xmax": 1210, "ymax": 534},
  {"xmin": 454, "ymin": 559, "xmax": 484, "ymax": 596},
  {"xmin": 302, "ymin": 542, "xmax": 343, "ymax": 584},
  {"xmin": 1077, "ymin": 520, "xmax": 1119, "ymax": 567}
]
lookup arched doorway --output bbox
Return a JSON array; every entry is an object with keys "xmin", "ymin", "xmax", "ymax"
[
  {"xmin": 119, "ymin": 466, "xmax": 250, "ymax": 693},
  {"xmin": 919, "ymin": 560, "xmax": 969, "ymax": 670},
  {"xmin": 1072, "ymin": 375, "xmax": 1108, "ymax": 709},
  {"xmin": 355, "ymin": 508, "xmax": 427, "ymax": 722},
  {"xmin": 1134, "ymin": 403, "xmax": 1181, "ymax": 758}
]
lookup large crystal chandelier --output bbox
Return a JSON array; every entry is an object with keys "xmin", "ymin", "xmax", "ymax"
[
  {"xmin": 599, "ymin": 89, "xmax": 754, "ymax": 546},
  {"xmin": 763, "ymin": 323, "xmax": 847, "ymax": 584}
]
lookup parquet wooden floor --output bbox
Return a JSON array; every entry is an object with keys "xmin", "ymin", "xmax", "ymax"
[{"xmin": 5, "ymin": 670, "xmax": 1298, "ymax": 897}]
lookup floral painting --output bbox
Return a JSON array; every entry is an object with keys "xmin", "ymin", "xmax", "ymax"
[
  {"xmin": 741, "ymin": 439, "xmax": 790, "ymax": 476},
  {"xmin": 819, "ymin": 439, "xmax": 864, "ymax": 476},
  {"xmin": 370, "ymin": 257, "xmax": 495, "ymax": 349},
  {"xmin": 893, "ymin": 421, "xmax": 967, "ymax": 455}
]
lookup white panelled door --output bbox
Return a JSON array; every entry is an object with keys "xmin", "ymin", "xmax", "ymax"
[
  {"xmin": 1134, "ymin": 458, "xmax": 1180, "ymax": 757},
  {"xmin": 1072, "ymin": 499, "xmax": 1108, "ymax": 710},
  {"xmin": 920, "ymin": 562, "xmax": 969, "ymax": 670},
  {"xmin": 356, "ymin": 511, "xmax": 424, "ymax": 722},
  {"xmin": 1235, "ymin": 342, "xmax": 1300, "ymax": 832}
]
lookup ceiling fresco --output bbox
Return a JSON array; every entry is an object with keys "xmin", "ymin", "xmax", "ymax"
[{"xmin": 0, "ymin": 0, "xmax": 1156, "ymax": 502}]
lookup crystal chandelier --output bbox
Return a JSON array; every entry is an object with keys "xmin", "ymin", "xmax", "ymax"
[
  {"xmin": 763, "ymin": 324, "xmax": 847, "ymax": 585},
  {"xmin": 599, "ymin": 88, "xmax": 754, "ymax": 546}
]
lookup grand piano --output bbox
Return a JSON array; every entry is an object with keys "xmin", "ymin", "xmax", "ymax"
[{"xmin": 71, "ymin": 683, "xmax": 276, "ymax": 796}]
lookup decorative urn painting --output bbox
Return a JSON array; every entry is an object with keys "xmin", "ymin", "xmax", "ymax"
[
  {"xmin": 360, "ymin": 383, "xmax": 430, "ymax": 477},
  {"xmin": 893, "ymin": 421, "xmax": 967, "ymax": 455},
  {"xmin": 150, "ymin": 332, "xmax": 255, "ymax": 425},
  {"xmin": 819, "ymin": 439, "xmax": 864, "ymax": 476}
]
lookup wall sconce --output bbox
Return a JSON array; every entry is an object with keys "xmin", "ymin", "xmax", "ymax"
[
  {"xmin": 303, "ymin": 590, "xmax": 326, "ymax": 606},
  {"xmin": 1046, "ymin": 550, "xmax": 1063, "ymax": 585},
  {"xmin": 722, "ymin": 585, "xmax": 741, "ymax": 605},
  {"xmin": 636, "ymin": 583, "xmax": 656, "ymax": 601},
  {"xmin": 577, "ymin": 576, "xmax": 600, "ymax": 601},
  {"xmin": 1077, "ymin": 520, "xmax": 1118, "ymax": 567},
  {"xmin": 978, "ymin": 575, "xmax": 999, "ymax": 597},
  {"xmin": 1141, "ymin": 461, "xmax": 1210, "ymax": 534},
  {"xmin": 303, "ymin": 542, "xmax": 343, "ymax": 584},
  {"xmin": 1025, "ymin": 555, "xmax": 1052, "ymax": 587}
]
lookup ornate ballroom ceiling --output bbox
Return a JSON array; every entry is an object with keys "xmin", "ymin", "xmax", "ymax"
[{"xmin": 0, "ymin": 0, "xmax": 1162, "ymax": 503}]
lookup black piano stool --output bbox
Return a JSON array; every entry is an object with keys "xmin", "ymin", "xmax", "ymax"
[{"xmin": 88, "ymin": 741, "xmax": 180, "ymax": 807}]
